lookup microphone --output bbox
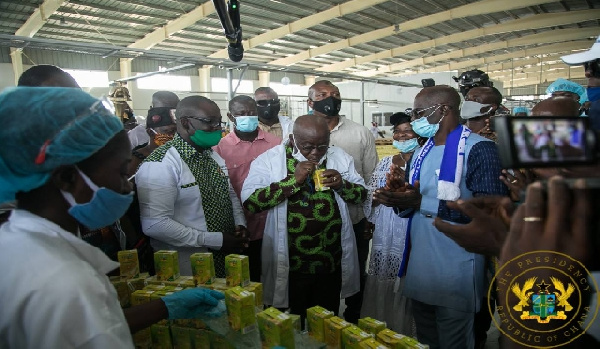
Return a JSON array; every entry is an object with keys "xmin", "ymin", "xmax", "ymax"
[{"xmin": 213, "ymin": 0, "xmax": 244, "ymax": 62}]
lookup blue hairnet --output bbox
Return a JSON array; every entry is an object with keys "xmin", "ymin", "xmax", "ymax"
[
  {"xmin": 0, "ymin": 87, "xmax": 124, "ymax": 203},
  {"xmin": 546, "ymin": 78, "xmax": 588, "ymax": 104},
  {"xmin": 513, "ymin": 107, "xmax": 529, "ymax": 115}
]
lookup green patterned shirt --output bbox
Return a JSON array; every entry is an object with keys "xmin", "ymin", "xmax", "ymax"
[{"xmin": 244, "ymin": 146, "xmax": 367, "ymax": 274}]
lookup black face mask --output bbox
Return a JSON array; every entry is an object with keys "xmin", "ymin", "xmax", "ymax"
[
  {"xmin": 257, "ymin": 104, "xmax": 280, "ymax": 120},
  {"xmin": 312, "ymin": 96, "xmax": 341, "ymax": 117}
]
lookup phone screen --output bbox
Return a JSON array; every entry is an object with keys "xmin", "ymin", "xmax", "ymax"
[{"xmin": 511, "ymin": 118, "xmax": 588, "ymax": 165}]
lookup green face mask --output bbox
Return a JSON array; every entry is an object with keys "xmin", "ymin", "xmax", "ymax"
[{"xmin": 190, "ymin": 129, "xmax": 222, "ymax": 148}]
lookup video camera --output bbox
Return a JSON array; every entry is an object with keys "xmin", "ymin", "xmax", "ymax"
[{"xmin": 493, "ymin": 116, "xmax": 598, "ymax": 169}]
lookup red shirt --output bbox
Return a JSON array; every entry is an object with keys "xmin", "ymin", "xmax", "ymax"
[{"xmin": 213, "ymin": 129, "xmax": 280, "ymax": 240}]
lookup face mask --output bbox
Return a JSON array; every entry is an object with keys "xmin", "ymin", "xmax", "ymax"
[
  {"xmin": 587, "ymin": 86, "xmax": 600, "ymax": 102},
  {"xmin": 257, "ymin": 105, "xmax": 280, "ymax": 120},
  {"xmin": 150, "ymin": 129, "xmax": 174, "ymax": 146},
  {"xmin": 393, "ymin": 138, "xmax": 419, "ymax": 153},
  {"xmin": 291, "ymin": 135, "xmax": 327, "ymax": 165},
  {"xmin": 61, "ymin": 168, "xmax": 133, "ymax": 230},
  {"xmin": 460, "ymin": 101, "xmax": 493, "ymax": 119},
  {"xmin": 312, "ymin": 96, "xmax": 342, "ymax": 117},
  {"xmin": 234, "ymin": 115, "xmax": 259, "ymax": 133},
  {"xmin": 410, "ymin": 105, "xmax": 443, "ymax": 138},
  {"xmin": 190, "ymin": 129, "xmax": 222, "ymax": 148}
]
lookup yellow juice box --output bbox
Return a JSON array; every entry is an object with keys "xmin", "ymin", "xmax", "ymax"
[
  {"xmin": 324, "ymin": 316, "xmax": 351, "ymax": 348},
  {"xmin": 118, "ymin": 249, "xmax": 140, "ymax": 279},
  {"xmin": 225, "ymin": 286, "xmax": 257, "ymax": 333},
  {"xmin": 358, "ymin": 317, "xmax": 386, "ymax": 335},
  {"xmin": 110, "ymin": 277, "xmax": 131, "ymax": 308},
  {"xmin": 342, "ymin": 325, "xmax": 372, "ymax": 349},
  {"xmin": 313, "ymin": 168, "xmax": 331, "ymax": 191},
  {"xmin": 131, "ymin": 289, "xmax": 156, "ymax": 306},
  {"xmin": 133, "ymin": 328, "xmax": 152, "ymax": 349},
  {"xmin": 359, "ymin": 338, "xmax": 388, "ymax": 349},
  {"xmin": 210, "ymin": 278, "xmax": 229, "ymax": 291},
  {"xmin": 307, "ymin": 305, "xmax": 334, "ymax": 342},
  {"xmin": 288, "ymin": 313, "xmax": 301, "ymax": 331},
  {"xmin": 150, "ymin": 323, "xmax": 172, "ymax": 349},
  {"xmin": 191, "ymin": 252, "xmax": 215, "ymax": 286},
  {"xmin": 190, "ymin": 328, "xmax": 211, "ymax": 349},
  {"xmin": 257, "ymin": 307, "xmax": 295, "ymax": 349},
  {"xmin": 127, "ymin": 276, "xmax": 147, "ymax": 292},
  {"xmin": 225, "ymin": 254, "xmax": 250, "ymax": 287},
  {"xmin": 243, "ymin": 281, "xmax": 263, "ymax": 307},
  {"xmin": 399, "ymin": 336, "xmax": 429, "ymax": 349},
  {"xmin": 154, "ymin": 250, "xmax": 180, "ymax": 281},
  {"xmin": 376, "ymin": 329, "xmax": 405, "ymax": 348},
  {"xmin": 171, "ymin": 326, "xmax": 192, "ymax": 349}
]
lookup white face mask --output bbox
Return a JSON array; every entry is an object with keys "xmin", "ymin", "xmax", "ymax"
[
  {"xmin": 460, "ymin": 101, "xmax": 493, "ymax": 119},
  {"xmin": 291, "ymin": 135, "xmax": 327, "ymax": 165}
]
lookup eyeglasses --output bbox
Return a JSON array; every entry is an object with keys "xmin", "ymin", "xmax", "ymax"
[
  {"xmin": 35, "ymin": 96, "xmax": 117, "ymax": 165},
  {"xmin": 297, "ymin": 144, "xmax": 329, "ymax": 152},
  {"xmin": 256, "ymin": 99, "xmax": 280, "ymax": 107},
  {"xmin": 184, "ymin": 116, "xmax": 225, "ymax": 128},
  {"xmin": 410, "ymin": 104, "xmax": 441, "ymax": 119}
]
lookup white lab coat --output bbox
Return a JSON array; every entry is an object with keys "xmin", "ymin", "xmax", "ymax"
[{"xmin": 241, "ymin": 145, "xmax": 362, "ymax": 308}]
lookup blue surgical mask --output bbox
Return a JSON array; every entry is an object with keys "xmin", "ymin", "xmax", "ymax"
[
  {"xmin": 61, "ymin": 167, "xmax": 134, "ymax": 230},
  {"xmin": 393, "ymin": 138, "xmax": 419, "ymax": 153},
  {"xmin": 410, "ymin": 105, "xmax": 443, "ymax": 138},
  {"xmin": 587, "ymin": 86, "xmax": 600, "ymax": 102},
  {"xmin": 234, "ymin": 115, "xmax": 259, "ymax": 133}
]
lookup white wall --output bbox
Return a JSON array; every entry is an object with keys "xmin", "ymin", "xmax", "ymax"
[{"xmin": 2, "ymin": 64, "xmax": 476, "ymax": 128}]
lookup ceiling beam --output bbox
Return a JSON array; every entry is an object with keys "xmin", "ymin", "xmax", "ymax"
[
  {"xmin": 489, "ymin": 63, "xmax": 576, "ymax": 79},
  {"xmin": 359, "ymin": 27, "xmax": 597, "ymax": 76},
  {"xmin": 208, "ymin": 0, "xmax": 387, "ymax": 59},
  {"xmin": 267, "ymin": 0, "xmax": 560, "ymax": 67},
  {"xmin": 396, "ymin": 41, "xmax": 591, "ymax": 76},
  {"xmin": 126, "ymin": 1, "xmax": 215, "ymax": 51},
  {"xmin": 15, "ymin": 0, "xmax": 65, "ymax": 37},
  {"xmin": 502, "ymin": 70, "xmax": 586, "ymax": 88},
  {"xmin": 317, "ymin": 9, "xmax": 599, "ymax": 73}
]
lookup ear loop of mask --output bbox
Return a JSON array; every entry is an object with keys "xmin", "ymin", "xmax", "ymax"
[{"xmin": 61, "ymin": 167, "xmax": 99, "ymax": 206}]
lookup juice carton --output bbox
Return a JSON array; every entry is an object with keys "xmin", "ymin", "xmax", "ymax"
[
  {"xmin": 171, "ymin": 326, "xmax": 192, "ymax": 349},
  {"xmin": 307, "ymin": 305, "xmax": 334, "ymax": 342},
  {"xmin": 191, "ymin": 252, "xmax": 215, "ymax": 286},
  {"xmin": 224, "ymin": 286, "xmax": 257, "ymax": 333},
  {"xmin": 131, "ymin": 290, "xmax": 156, "ymax": 306},
  {"xmin": 127, "ymin": 275, "xmax": 147, "ymax": 292},
  {"xmin": 399, "ymin": 336, "xmax": 429, "ymax": 349},
  {"xmin": 243, "ymin": 281, "xmax": 263, "ymax": 308},
  {"xmin": 225, "ymin": 254, "xmax": 250, "ymax": 287},
  {"xmin": 358, "ymin": 317, "xmax": 386, "ymax": 335},
  {"xmin": 154, "ymin": 250, "xmax": 180, "ymax": 281},
  {"xmin": 118, "ymin": 249, "xmax": 139, "ymax": 279},
  {"xmin": 257, "ymin": 307, "xmax": 295, "ymax": 349},
  {"xmin": 376, "ymin": 329, "xmax": 405, "ymax": 348},
  {"xmin": 359, "ymin": 338, "xmax": 388, "ymax": 349},
  {"xmin": 313, "ymin": 168, "xmax": 331, "ymax": 191},
  {"xmin": 210, "ymin": 278, "xmax": 229, "ymax": 292},
  {"xmin": 150, "ymin": 323, "xmax": 172, "ymax": 349},
  {"xmin": 190, "ymin": 328, "xmax": 211, "ymax": 349},
  {"xmin": 324, "ymin": 316, "xmax": 351, "ymax": 348},
  {"xmin": 288, "ymin": 313, "xmax": 301, "ymax": 331},
  {"xmin": 133, "ymin": 328, "xmax": 152, "ymax": 349},
  {"xmin": 109, "ymin": 277, "xmax": 130, "ymax": 308},
  {"xmin": 342, "ymin": 325, "xmax": 372, "ymax": 349}
]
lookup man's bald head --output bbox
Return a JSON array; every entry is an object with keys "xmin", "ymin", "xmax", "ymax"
[
  {"xmin": 416, "ymin": 85, "xmax": 462, "ymax": 110},
  {"xmin": 531, "ymin": 97, "xmax": 580, "ymax": 117},
  {"xmin": 152, "ymin": 91, "xmax": 180, "ymax": 108},
  {"xmin": 293, "ymin": 114, "xmax": 329, "ymax": 139}
]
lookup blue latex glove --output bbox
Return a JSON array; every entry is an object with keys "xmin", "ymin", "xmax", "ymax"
[{"xmin": 162, "ymin": 288, "xmax": 225, "ymax": 320}]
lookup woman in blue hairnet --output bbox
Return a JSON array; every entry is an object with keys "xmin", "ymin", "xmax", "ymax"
[{"xmin": 0, "ymin": 87, "xmax": 224, "ymax": 348}]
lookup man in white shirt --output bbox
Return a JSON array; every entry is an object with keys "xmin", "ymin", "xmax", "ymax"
[
  {"xmin": 307, "ymin": 80, "xmax": 378, "ymax": 323},
  {"xmin": 136, "ymin": 96, "xmax": 249, "ymax": 276}
]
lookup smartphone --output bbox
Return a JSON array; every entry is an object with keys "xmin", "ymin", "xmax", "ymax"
[{"xmin": 493, "ymin": 116, "xmax": 597, "ymax": 168}]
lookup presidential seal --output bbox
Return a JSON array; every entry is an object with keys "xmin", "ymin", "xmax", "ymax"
[{"xmin": 490, "ymin": 251, "xmax": 599, "ymax": 348}]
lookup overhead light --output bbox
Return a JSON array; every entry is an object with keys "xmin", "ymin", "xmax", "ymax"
[
  {"xmin": 394, "ymin": 24, "xmax": 400, "ymax": 33},
  {"xmin": 60, "ymin": 16, "xmax": 67, "ymax": 25}
]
